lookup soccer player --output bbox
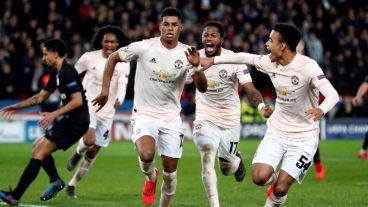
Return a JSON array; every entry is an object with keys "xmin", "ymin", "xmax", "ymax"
[
  {"xmin": 92, "ymin": 7, "xmax": 207, "ymax": 207},
  {"xmin": 0, "ymin": 39, "xmax": 89, "ymax": 205},
  {"xmin": 65, "ymin": 25, "xmax": 131, "ymax": 198},
  {"xmin": 352, "ymin": 75, "xmax": 368, "ymax": 160},
  {"xmin": 185, "ymin": 21, "xmax": 272, "ymax": 207},
  {"xmin": 296, "ymin": 40, "xmax": 325, "ymax": 180},
  {"xmin": 200, "ymin": 23, "xmax": 339, "ymax": 207}
]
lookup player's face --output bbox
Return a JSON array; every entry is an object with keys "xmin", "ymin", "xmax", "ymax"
[
  {"xmin": 266, "ymin": 31, "xmax": 286, "ymax": 62},
  {"xmin": 101, "ymin": 33, "xmax": 119, "ymax": 58},
  {"xmin": 202, "ymin": 26, "xmax": 223, "ymax": 57},
  {"xmin": 42, "ymin": 47, "xmax": 57, "ymax": 67},
  {"xmin": 160, "ymin": 16, "xmax": 183, "ymax": 44}
]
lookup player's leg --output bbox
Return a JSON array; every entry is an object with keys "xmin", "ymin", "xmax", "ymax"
[
  {"xmin": 252, "ymin": 130, "xmax": 284, "ymax": 187},
  {"xmin": 67, "ymin": 113, "xmax": 97, "ymax": 171},
  {"xmin": 67, "ymin": 118, "xmax": 111, "ymax": 198},
  {"xmin": 264, "ymin": 171, "xmax": 293, "ymax": 207},
  {"xmin": 66, "ymin": 145, "xmax": 100, "ymax": 198},
  {"xmin": 313, "ymin": 146, "xmax": 325, "ymax": 180},
  {"xmin": 265, "ymin": 136, "xmax": 318, "ymax": 207},
  {"xmin": 217, "ymin": 125, "xmax": 245, "ymax": 182},
  {"xmin": 156, "ymin": 118, "xmax": 184, "ymax": 207},
  {"xmin": 193, "ymin": 121, "xmax": 220, "ymax": 207},
  {"xmin": 358, "ymin": 131, "xmax": 368, "ymax": 160},
  {"xmin": 0, "ymin": 137, "xmax": 57, "ymax": 205},
  {"xmin": 131, "ymin": 115, "xmax": 159, "ymax": 205}
]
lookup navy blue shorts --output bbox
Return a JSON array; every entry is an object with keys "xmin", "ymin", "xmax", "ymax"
[{"xmin": 44, "ymin": 116, "xmax": 89, "ymax": 151}]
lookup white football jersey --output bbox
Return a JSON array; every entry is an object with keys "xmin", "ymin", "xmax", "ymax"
[
  {"xmin": 189, "ymin": 48, "xmax": 252, "ymax": 128},
  {"xmin": 118, "ymin": 37, "xmax": 189, "ymax": 122},
  {"xmin": 75, "ymin": 50, "xmax": 130, "ymax": 121},
  {"xmin": 253, "ymin": 54, "xmax": 330, "ymax": 139}
]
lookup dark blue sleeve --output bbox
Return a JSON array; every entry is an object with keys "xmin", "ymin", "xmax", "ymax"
[
  {"xmin": 63, "ymin": 66, "xmax": 84, "ymax": 96},
  {"xmin": 43, "ymin": 70, "xmax": 57, "ymax": 93}
]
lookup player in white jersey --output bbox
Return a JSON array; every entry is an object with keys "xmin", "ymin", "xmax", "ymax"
[
  {"xmin": 93, "ymin": 7, "xmax": 207, "ymax": 207},
  {"xmin": 185, "ymin": 21, "xmax": 272, "ymax": 207},
  {"xmin": 64, "ymin": 26, "xmax": 131, "ymax": 198},
  {"xmin": 200, "ymin": 23, "xmax": 339, "ymax": 207}
]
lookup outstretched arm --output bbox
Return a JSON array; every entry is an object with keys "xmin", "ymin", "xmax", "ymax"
[
  {"xmin": 92, "ymin": 51, "xmax": 123, "ymax": 111},
  {"xmin": 242, "ymin": 82, "xmax": 273, "ymax": 118},
  {"xmin": 200, "ymin": 53, "xmax": 259, "ymax": 70},
  {"xmin": 1, "ymin": 90, "xmax": 50, "ymax": 119}
]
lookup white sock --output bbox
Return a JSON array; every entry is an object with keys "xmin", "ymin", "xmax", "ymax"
[
  {"xmin": 76, "ymin": 138, "xmax": 92, "ymax": 155},
  {"xmin": 265, "ymin": 172, "xmax": 279, "ymax": 185},
  {"xmin": 159, "ymin": 171, "xmax": 177, "ymax": 207},
  {"xmin": 200, "ymin": 147, "xmax": 219, "ymax": 207},
  {"xmin": 219, "ymin": 156, "xmax": 240, "ymax": 175},
  {"xmin": 68, "ymin": 156, "xmax": 96, "ymax": 187},
  {"xmin": 264, "ymin": 192, "xmax": 287, "ymax": 207},
  {"xmin": 138, "ymin": 157, "xmax": 156, "ymax": 182}
]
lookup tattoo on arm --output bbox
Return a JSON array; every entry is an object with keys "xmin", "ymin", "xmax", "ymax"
[
  {"xmin": 246, "ymin": 87, "xmax": 263, "ymax": 107},
  {"xmin": 25, "ymin": 94, "xmax": 40, "ymax": 106}
]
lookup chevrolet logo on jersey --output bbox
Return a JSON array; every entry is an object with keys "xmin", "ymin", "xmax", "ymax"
[
  {"xmin": 207, "ymin": 81, "xmax": 220, "ymax": 88},
  {"xmin": 153, "ymin": 71, "xmax": 173, "ymax": 78},
  {"xmin": 275, "ymin": 87, "xmax": 292, "ymax": 96}
]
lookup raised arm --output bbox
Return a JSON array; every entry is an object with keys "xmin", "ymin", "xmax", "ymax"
[
  {"xmin": 92, "ymin": 51, "xmax": 123, "ymax": 111},
  {"xmin": 185, "ymin": 46, "xmax": 207, "ymax": 93}
]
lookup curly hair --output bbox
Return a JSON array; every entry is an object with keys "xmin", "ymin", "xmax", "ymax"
[{"xmin": 91, "ymin": 25, "xmax": 130, "ymax": 50}]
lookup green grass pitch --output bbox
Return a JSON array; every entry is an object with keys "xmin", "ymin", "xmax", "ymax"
[{"xmin": 0, "ymin": 139, "xmax": 367, "ymax": 207}]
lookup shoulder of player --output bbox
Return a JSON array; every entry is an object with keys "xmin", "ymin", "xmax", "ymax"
[{"xmin": 219, "ymin": 48, "xmax": 234, "ymax": 55}]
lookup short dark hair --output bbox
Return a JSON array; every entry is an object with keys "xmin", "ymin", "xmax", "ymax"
[
  {"xmin": 92, "ymin": 25, "xmax": 130, "ymax": 49},
  {"xmin": 160, "ymin": 7, "xmax": 182, "ymax": 22},
  {"xmin": 273, "ymin": 23, "xmax": 301, "ymax": 52},
  {"xmin": 43, "ymin": 39, "xmax": 68, "ymax": 57},
  {"xmin": 204, "ymin": 21, "xmax": 225, "ymax": 37}
]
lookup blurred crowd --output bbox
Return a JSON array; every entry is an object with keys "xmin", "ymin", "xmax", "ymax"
[{"xmin": 0, "ymin": 0, "xmax": 367, "ymax": 117}]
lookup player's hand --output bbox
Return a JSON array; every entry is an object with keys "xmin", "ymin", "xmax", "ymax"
[
  {"xmin": 39, "ymin": 112, "xmax": 57, "ymax": 130},
  {"xmin": 305, "ymin": 108, "xmax": 324, "ymax": 121},
  {"xmin": 200, "ymin": 57, "xmax": 214, "ymax": 70},
  {"xmin": 113, "ymin": 98, "xmax": 121, "ymax": 109},
  {"xmin": 1, "ymin": 104, "xmax": 17, "ymax": 120},
  {"xmin": 185, "ymin": 46, "xmax": 200, "ymax": 67},
  {"xmin": 352, "ymin": 96, "xmax": 362, "ymax": 107},
  {"xmin": 92, "ymin": 93, "xmax": 109, "ymax": 112},
  {"xmin": 260, "ymin": 105, "xmax": 273, "ymax": 118}
]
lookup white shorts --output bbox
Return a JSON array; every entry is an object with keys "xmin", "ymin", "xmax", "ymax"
[
  {"xmin": 193, "ymin": 120, "xmax": 241, "ymax": 162},
  {"xmin": 130, "ymin": 114, "xmax": 184, "ymax": 158},
  {"xmin": 252, "ymin": 129, "xmax": 319, "ymax": 183},
  {"xmin": 89, "ymin": 113, "xmax": 113, "ymax": 147}
]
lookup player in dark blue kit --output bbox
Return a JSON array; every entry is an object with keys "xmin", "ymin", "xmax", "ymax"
[{"xmin": 0, "ymin": 39, "xmax": 89, "ymax": 206}]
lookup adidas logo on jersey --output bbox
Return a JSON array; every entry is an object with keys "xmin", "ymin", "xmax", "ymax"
[{"xmin": 149, "ymin": 58, "xmax": 156, "ymax": 63}]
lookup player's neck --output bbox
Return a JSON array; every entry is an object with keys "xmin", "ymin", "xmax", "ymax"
[
  {"xmin": 160, "ymin": 37, "xmax": 178, "ymax": 49},
  {"xmin": 55, "ymin": 59, "xmax": 65, "ymax": 71},
  {"xmin": 279, "ymin": 51, "xmax": 296, "ymax": 66}
]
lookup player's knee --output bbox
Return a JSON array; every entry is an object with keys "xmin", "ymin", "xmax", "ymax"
[
  {"xmin": 252, "ymin": 170, "xmax": 269, "ymax": 186},
  {"xmin": 139, "ymin": 151, "xmax": 155, "ymax": 163},
  {"xmin": 273, "ymin": 184, "xmax": 288, "ymax": 197}
]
